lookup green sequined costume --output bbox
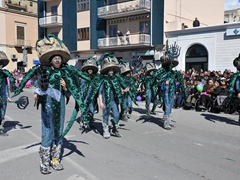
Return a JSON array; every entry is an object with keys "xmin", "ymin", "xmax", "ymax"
[{"xmin": 12, "ymin": 64, "xmax": 90, "ymax": 138}]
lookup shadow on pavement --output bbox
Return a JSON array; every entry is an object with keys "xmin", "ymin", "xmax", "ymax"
[
  {"xmin": 23, "ymin": 139, "xmax": 87, "ymax": 158},
  {"xmin": 4, "ymin": 120, "xmax": 32, "ymax": 133},
  {"xmin": 136, "ymin": 115, "xmax": 164, "ymax": 129},
  {"xmin": 201, "ymin": 113, "xmax": 239, "ymax": 125},
  {"xmin": 62, "ymin": 138, "xmax": 87, "ymax": 158}
]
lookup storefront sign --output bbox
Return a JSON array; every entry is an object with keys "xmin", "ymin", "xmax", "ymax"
[
  {"xmin": 226, "ymin": 28, "xmax": 240, "ymax": 36},
  {"xmin": 33, "ymin": 59, "xmax": 40, "ymax": 65}
]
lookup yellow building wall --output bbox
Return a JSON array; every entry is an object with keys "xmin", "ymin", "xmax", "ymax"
[{"xmin": 3, "ymin": 10, "xmax": 38, "ymax": 71}]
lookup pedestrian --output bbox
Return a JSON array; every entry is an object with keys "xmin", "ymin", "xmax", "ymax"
[
  {"xmin": 125, "ymin": 28, "xmax": 130, "ymax": 44},
  {"xmin": 116, "ymin": 30, "xmax": 125, "ymax": 45},
  {"xmin": 12, "ymin": 34, "xmax": 90, "ymax": 174},
  {"xmin": 138, "ymin": 62, "xmax": 158, "ymax": 115},
  {"xmin": 119, "ymin": 60, "xmax": 137, "ymax": 121},
  {"xmin": 98, "ymin": 53, "xmax": 129, "ymax": 138},
  {"xmin": 226, "ymin": 54, "xmax": 240, "ymax": 118},
  {"xmin": 0, "ymin": 51, "xmax": 17, "ymax": 136},
  {"xmin": 154, "ymin": 42, "xmax": 186, "ymax": 130},
  {"xmin": 193, "ymin": 17, "xmax": 200, "ymax": 27},
  {"xmin": 79, "ymin": 56, "xmax": 99, "ymax": 129}
]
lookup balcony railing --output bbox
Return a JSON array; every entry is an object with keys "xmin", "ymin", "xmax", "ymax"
[
  {"xmin": 39, "ymin": 15, "xmax": 62, "ymax": 27},
  {"xmin": 98, "ymin": 34, "xmax": 150, "ymax": 48},
  {"xmin": 14, "ymin": 39, "xmax": 31, "ymax": 47},
  {"xmin": 98, "ymin": 0, "xmax": 150, "ymax": 19}
]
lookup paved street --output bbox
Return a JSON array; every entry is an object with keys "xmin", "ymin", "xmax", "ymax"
[{"xmin": 0, "ymin": 87, "xmax": 240, "ymax": 180}]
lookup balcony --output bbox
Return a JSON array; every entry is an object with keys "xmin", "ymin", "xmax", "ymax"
[
  {"xmin": 98, "ymin": 33, "xmax": 150, "ymax": 49},
  {"xmin": 14, "ymin": 39, "xmax": 31, "ymax": 47},
  {"xmin": 98, "ymin": 0, "xmax": 150, "ymax": 19},
  {"xmin": 39, "ymin": 15, "xmax": 62, "ymax": 28}
]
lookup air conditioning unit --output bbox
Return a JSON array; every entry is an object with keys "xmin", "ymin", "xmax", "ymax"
[{"xmin": 11, "ymin": 54, "xmax": 18, "ymax": 62}]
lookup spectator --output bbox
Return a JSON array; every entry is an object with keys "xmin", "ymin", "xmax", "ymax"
[
  {"xmin": 125, "ymin": 28, "xmax": 130, "ymax": 44},
  {"xmin": 182, "ymin": 23, "xmax": 188, "ymax": 29},
  {"xmin": 193, "ymin": 17, "xmax": 200, "ymax": 27},
  {"xmin": 116, "ymin": 30, "xmax": 124, "ymax": 45},
  {"xmin": 216, "ymin": 78, "xmax": 229, "ymax": 106}
]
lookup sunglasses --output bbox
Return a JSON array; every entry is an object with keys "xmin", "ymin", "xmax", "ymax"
[{"xmin": 52, "ymin": 56, "xmax": 62, "ymax": 62}]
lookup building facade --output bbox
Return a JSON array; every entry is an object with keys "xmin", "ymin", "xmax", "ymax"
[
  {"xmin": 166, "ymin": 22, "xmax": 240, "ymax": 73},
  {"xmin": 224, "ymin": 8, "xmax": 240, "ymax": 23},
  {"xmin": 38, "ymin": 0, "xmax": 224, "ymax": 70},
  {"xmin": 0, "ymin": 0, "xmax": 38, "ymax": 72}
]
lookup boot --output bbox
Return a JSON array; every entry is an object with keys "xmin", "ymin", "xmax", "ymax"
[
  {"xmin": 111, "ymin": 120, "xmax": 122, "ymax": 137},
  {"xmin": 87, "ymin": 112, "xmax": 94, "ymax": 128},
  {"xmin": 121, "ymin": 108, "xmax": 128, "ymax": 121},
  {"xmin": 102, "ymin": 123, "xmax": 110, "ymax": 139},
  {"xmin": 168, "ymin": 114, "xmax": 175, "ymax": 127},
  {"xmin": 150, "ymin": 104, "xmax": 157, "ymax": 115},
  {"xmin": 39, "ymin": 146, "xmax": 51, "ymax": 174},
  {"xmin": 0, "ymin": 125, "xmax": 8, "ymax": 136},
  {"xmin": 51, "ymin": 144, "xmax": 64, "ymax": 171},
  {"xmin": 0, "ymin": 122, "xmax": 8, "ymax": 136},
  {"xmin": 145, "ymin": 105, "xmax": 150, "ymax": 115},
  {"xmin": 128, "ymin": 107, "xmax": 133, "ymax": 115},
  {"xmin": 163, "ymin": 115, "xmax": 171, "ymax": 130}
]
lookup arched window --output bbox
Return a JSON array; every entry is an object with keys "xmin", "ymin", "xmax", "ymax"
[{"xmin": 185, "ymin": 44, "xmax": 208, "ymax": 72}]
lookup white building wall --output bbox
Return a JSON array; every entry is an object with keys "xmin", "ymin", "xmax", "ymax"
[
  {"xmin": 215, "ymin": 32, "xmax": 240, "ymax": 72},
  {"xmin": 168, "ymin": 33, "xmax": 216, "ymax": 71},
  {"xmin": 167, "ymin": 26, "xmax": 240, "ymax": 72}
]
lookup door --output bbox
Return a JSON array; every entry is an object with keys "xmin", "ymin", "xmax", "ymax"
[{"xmin": 109, "ymin": 25, "xmax": 118, "ymax": 45}]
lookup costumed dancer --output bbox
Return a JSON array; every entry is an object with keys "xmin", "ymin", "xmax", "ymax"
[
  {"xmin": 119, "ymin": 59, "xmax": 137, "ymax": 121},
  {"xmin": 80, "ymin": 56, "xmax": 99, "ymax": 128},
  {"xmin": 153, "ymin": 42, "xmax": 185, "ymax": 130},
  {"xmin": 83, "ymin": 53, "xmax": 129, "ymax": 138},
  {"xmin": 98, "ymin": 53, "xmax": 129, "ymax": 138},
  {"xmin": 12, "ymin": 34, "xmax": 90, "ymax": 174},
  {"xmin": 227, "ymin": 53, "xmax": 240, "ymax": 125},
  {"xmin": 143, "ymin": 62, "xmax": 159, "ymax": 115},
  {"xmin": 0, "ymin": 51, "xmax": 17, "ymax": 136},
  {"xmin": 135, "ymin": 62, "xmax": 159, "ymax": 115}
]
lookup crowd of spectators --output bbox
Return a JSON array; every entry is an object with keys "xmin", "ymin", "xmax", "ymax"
[
  {"xmin": 136, "ymin": 68, "xmax": 239, "ymax": 115},
  {"xmin": 8, "ymin": 67, "xmax": 239, "ymax": 115}
]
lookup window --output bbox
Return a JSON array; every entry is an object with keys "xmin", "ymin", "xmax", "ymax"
[
  {"xmin": 109, "ymin": 0, "xmax": 117, "ymax": 5},
  {"xmin": 51, "ymin": 6, "xmax": 58, "ymax": 15},
  {"xmin": 77, "ymin": 28, "xmax": 90, "ymax": 41},
  {"xmin": 109, "ymin": 25, "xmax": 117, "ymax": 37},
  {"xmin": 139, "ymin": 21, "xmax": 150, "ymax": 34},
  {"xmin": 17, "ymin": 26, "xmax": 25, "ymax": 40},
  {"xmin": 77, "ymin": 0, "xmax": 90, "ymax": 12},
  {"xmin": 30, "ymin": 1, "xmax": 33, "ymax": 7}
]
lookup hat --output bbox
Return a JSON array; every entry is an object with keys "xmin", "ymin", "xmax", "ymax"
[
  {"xmin": 144, "ymin": 62, "xmax": 157, "ymax": 76},
  {"xmin": 160, "ymin": 54, "xmax": 179, "ymax": 68},
  {"xmin": 81, "ymin": 56, "xmax": 98, "ymax": 74},
  {"xmin": 100, "ymin": 52, "xmax": 120, "ymax": 74},
  {"xmin": 119, "ymin": 59, "xmax": 131, "ymax": 75},
  {"xmin": 160, "ymin": 42, "xmax": 181, "ymax": 68},
  {"xmin": 220, "ymin": 77, "xmax": 227, "ymax": 81},
  {"xmin": 0, "ymin": 51, "xmax": 9, "ymax": 67},
  {"xmin": 36, "ymin": 34, "xmax": 70, "ymax": 65},
  {"xmin": 233, "ymin": 53, "xmax": 240, "ymax": 71}
]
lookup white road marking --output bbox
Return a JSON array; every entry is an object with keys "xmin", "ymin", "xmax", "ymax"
[
  {"xmin": 3, "ymin": 115, "xmax": 100, "ymax": 180},
  {"xmin": 195, "ymin": 142, "xmax": 204, "ymax": 146},
  {"xmin": 0, "ymin": 142, "xmax": 39, "ymax": 164},
  {"xmin": 66, "ymin": 174, "xmax": 85, "ymax": 180}
]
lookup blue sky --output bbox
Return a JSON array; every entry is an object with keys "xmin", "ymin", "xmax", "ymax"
[{"xmin": 225, "ymin": 0, "xmax": 240, "ymax": 10}]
